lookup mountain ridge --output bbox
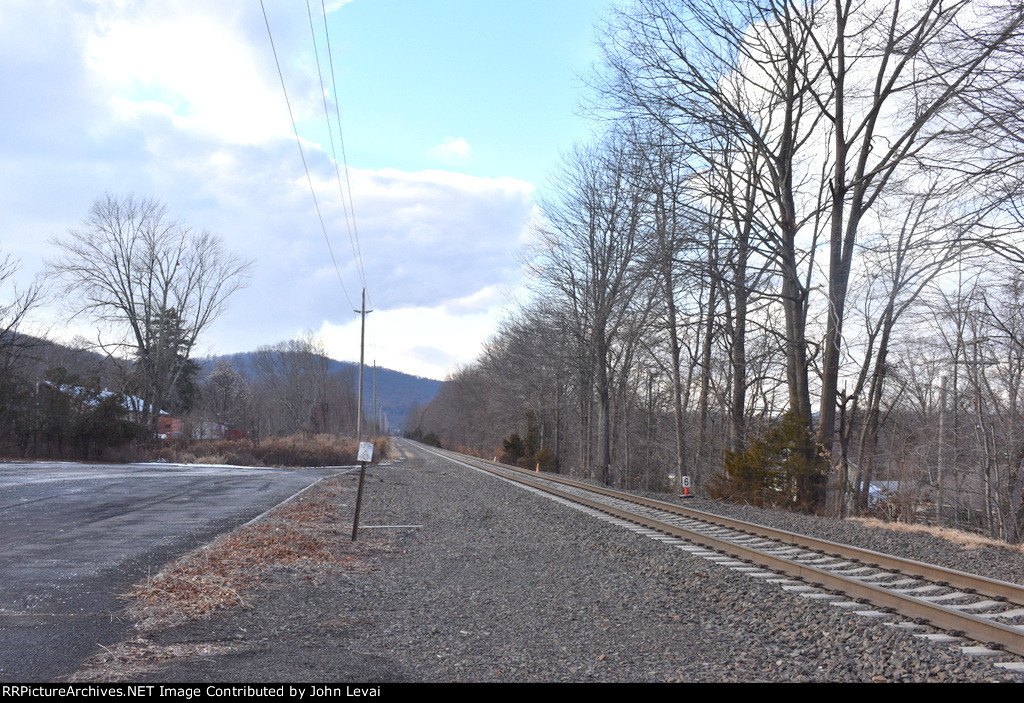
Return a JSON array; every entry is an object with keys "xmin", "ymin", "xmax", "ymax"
[{"xmin": 198, "ymin": 351, "xmax": 442, "ymax": 432}]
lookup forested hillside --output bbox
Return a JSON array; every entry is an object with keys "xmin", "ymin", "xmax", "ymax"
[{"xmin": 201, "ymin": 351, "xmax": 441, "ymax": 433}]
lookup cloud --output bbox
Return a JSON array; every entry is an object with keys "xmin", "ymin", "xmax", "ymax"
[
  {"xmin": 325, "ymin": 0, "xmax": 358, "ymax": 11},
  {"xmin": 429, "ymin": 137, "xmax": 472, "ymax": 164},
  {"xmin": 0, "ymin": 0, "xmax": 536, "ymax": 380},
  {"xmin": 409, "ymin": 345, "xmax": 458, "ymax": 369},
  {"xmin": 441, "ymin": 284, "xmax": 507, "ymax": 315},
  {"xmin": 318, "ymin": 300, "xmax": 507, "ymax": 381},
  {"xmin": 83, "ymin": 4, "xmax": 291, "ymax": 145},
  {"xmin": 338, "ymin": 168, "xmax": 535, "ymax": 308}
]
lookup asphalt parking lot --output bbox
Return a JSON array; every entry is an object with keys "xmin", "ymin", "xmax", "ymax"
[{"xmin": 0, "ymin": 461, "xmax": 343, "ymax": 682}]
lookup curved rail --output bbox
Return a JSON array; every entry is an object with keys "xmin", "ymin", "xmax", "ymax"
[{"xmin": 421, "ymin": 444, "xmax": 1024, "ymax": 658}]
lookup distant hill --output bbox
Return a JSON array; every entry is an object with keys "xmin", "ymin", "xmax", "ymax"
[
  {"xmin": 6, "ymin": 335, "xmax": 441, "ymax": 432},
  {"xmin": 8, "ymin": 333, "xmax": 121, "ymax": 385},
  {"xmin": 198, "ymin": 352, "xmax": 442, "ymax": 432}
]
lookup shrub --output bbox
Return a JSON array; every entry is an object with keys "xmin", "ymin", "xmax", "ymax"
[
  {"xmin": 420, "ymin": 432, "xmax": 442, "ymax": 448},
  {"xmin": 534, "ymin": 446, "xmax": 557, "ymax": 473},
  {"xmin": 501, "ymin": 432, "xmax": 525, "ymax": 465},
  {"xmin": 707, "ymin": 412, "xmax": 826, "ymax": 512},
  {"xmin": 153, "ymin": 434, "xmax": 392, "ymax": 468}
]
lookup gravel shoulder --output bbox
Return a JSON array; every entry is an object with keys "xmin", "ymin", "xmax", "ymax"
[{"xmin": 68, "ymin": 442, "xmax": 1024, "ymax": 683}]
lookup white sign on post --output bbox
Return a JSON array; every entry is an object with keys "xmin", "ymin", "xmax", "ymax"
[{"xmin": 358, "ymin": 441, "xmax": 374, "ymax": 463}]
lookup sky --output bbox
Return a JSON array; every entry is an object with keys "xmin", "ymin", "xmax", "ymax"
[{"xmin": 0, "ymin": 0, "xmax": 613, "ymax": 380}]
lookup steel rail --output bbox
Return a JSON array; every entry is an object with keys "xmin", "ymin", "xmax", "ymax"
[
  {"xmin": 438, "ymin": 448, "xmax": 1024, "ymax": 608},
  {"xmin": 425, "ymin": 445, "xmax": 1024, "ymax": 657}
]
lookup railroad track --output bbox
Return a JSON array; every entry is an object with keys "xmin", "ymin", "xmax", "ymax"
[{"xmin": 420, "ymin": 444, "xmax": 1024, "ymax": 666}]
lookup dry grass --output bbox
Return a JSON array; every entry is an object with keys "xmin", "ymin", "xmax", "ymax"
[
  {"xmin": 67, "ymin": 640, "xmax": 248, "ymax": 682},
  {"xmin": 848, "ymin": 516, "xmax": 1024, "ymax": 553},
  {"xmin": 153, "ymin": 434, "xmax": 391, "ymax": 468},
  {"xmin": 125, "ymin": 477, "xmax": 363, "ymax": 631}
]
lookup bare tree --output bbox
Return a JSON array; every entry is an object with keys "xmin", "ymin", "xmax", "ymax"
[
  {"xmin": 408, "ymin": 0, "xmax": 1024, "ymax": 523},
  {"xmin": 810, "ymin": 0, "xmax": 1024, "ymax": 453},
  {"xmin": 48, "ymin": 194, "xmax": 253, "ymax": 432},
  {"xmin": 0, "ymin": 249, "xmax": 44, "ymax": 376},
  {"xmin": 251, "ymin": 333, "xmax": 330, "ymax": 436},
  {"xmin": 840, "ymin": 177, "xmax": 1004, "ymax": 513},
  {"xmin": 531, "ymin": 139, "xmax": 652, "ymax": 485},
  {"xmin": 0, "ymin": 248, "xmax": 45, "ymax": 450},
  {"xmin": 921, "ymin": 263, "xmax": 1024, "ymax": 541},
  {"xmin": 595, "ymin": 0, "xmax": 831, "ymax": 469},
  {"xmin": 201, "ymin": 359, "xmax": 251, "ymax": 429}
]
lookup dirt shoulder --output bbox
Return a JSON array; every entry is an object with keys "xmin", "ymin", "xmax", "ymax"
[{"xmin": 67, "ymin": 448, "xmax": 420, "ymax": 683}]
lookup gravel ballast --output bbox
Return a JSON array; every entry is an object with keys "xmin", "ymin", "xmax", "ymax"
[{"xmin": 85, "ymin": 442, "xmax": 1024, "ymax": 683}]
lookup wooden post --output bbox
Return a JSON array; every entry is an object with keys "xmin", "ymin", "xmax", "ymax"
[{"xmin": 352, "ymin": 288, "xmax": 372, "ymax": 541}]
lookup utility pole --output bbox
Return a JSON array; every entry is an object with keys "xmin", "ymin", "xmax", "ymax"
[
  {"xmin": 352, "ymin": 287, "xmax": 373, "ymax": 541},
  {"xmin": 355, "ymin": 288, "xmax": 371, "ymax": 443}
]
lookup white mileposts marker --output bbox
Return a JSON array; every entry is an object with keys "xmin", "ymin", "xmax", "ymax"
[{"xmin": 352, "ymin": 441, "xmax": 375, "ymax": 541}]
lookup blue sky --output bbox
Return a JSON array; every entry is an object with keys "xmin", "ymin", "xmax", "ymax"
[
  {"xmin": 318, "ymin": 0, "xmax": 606, "ymax": 184},
  {"xmin": 0, "ymin": 0, "xmax": 612, "ymax": 380}
]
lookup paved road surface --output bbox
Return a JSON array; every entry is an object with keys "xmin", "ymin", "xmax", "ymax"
[{"xmin": 0, "ymin": 461, "xmax": 344, "ymax": 682}]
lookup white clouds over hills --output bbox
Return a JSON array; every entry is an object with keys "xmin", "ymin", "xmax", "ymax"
[{"xmin": 0, "ymin": 0, "xmax": 539, "ymax": 380}]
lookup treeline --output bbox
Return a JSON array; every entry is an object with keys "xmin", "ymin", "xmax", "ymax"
[
  {"xmin": 411, "ymin": 0, "xmax": 1024, "ymax": 541},
  {"xmin": 0, "ymin": 194, "xmax": 369, "ymax": 464},
  {"xmin": 0, "ymin": 330, "xmax": 365, "ymax": 463},
  {"xmin": 202, "ymin": 334, "xmax": 362, "ymax": 443},
  {"xmin": 1, "ymin": 362, "xmax": 147, "ymax": 461}
]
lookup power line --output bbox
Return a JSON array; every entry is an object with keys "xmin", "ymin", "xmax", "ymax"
[
  {"xmin": 314, "ymin": 0, "xmax": 379, "ymax": 362},
  {"xmin": 319, "ymin": 0, "xmax": 370, "ymax": 308},
  {"xmin": 260, "ymin": 0, "xmax": 355, "ymax": 311},
  {"xmin": 306, "ymin": 0, "xmax": 367, "ymax": 293}
]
